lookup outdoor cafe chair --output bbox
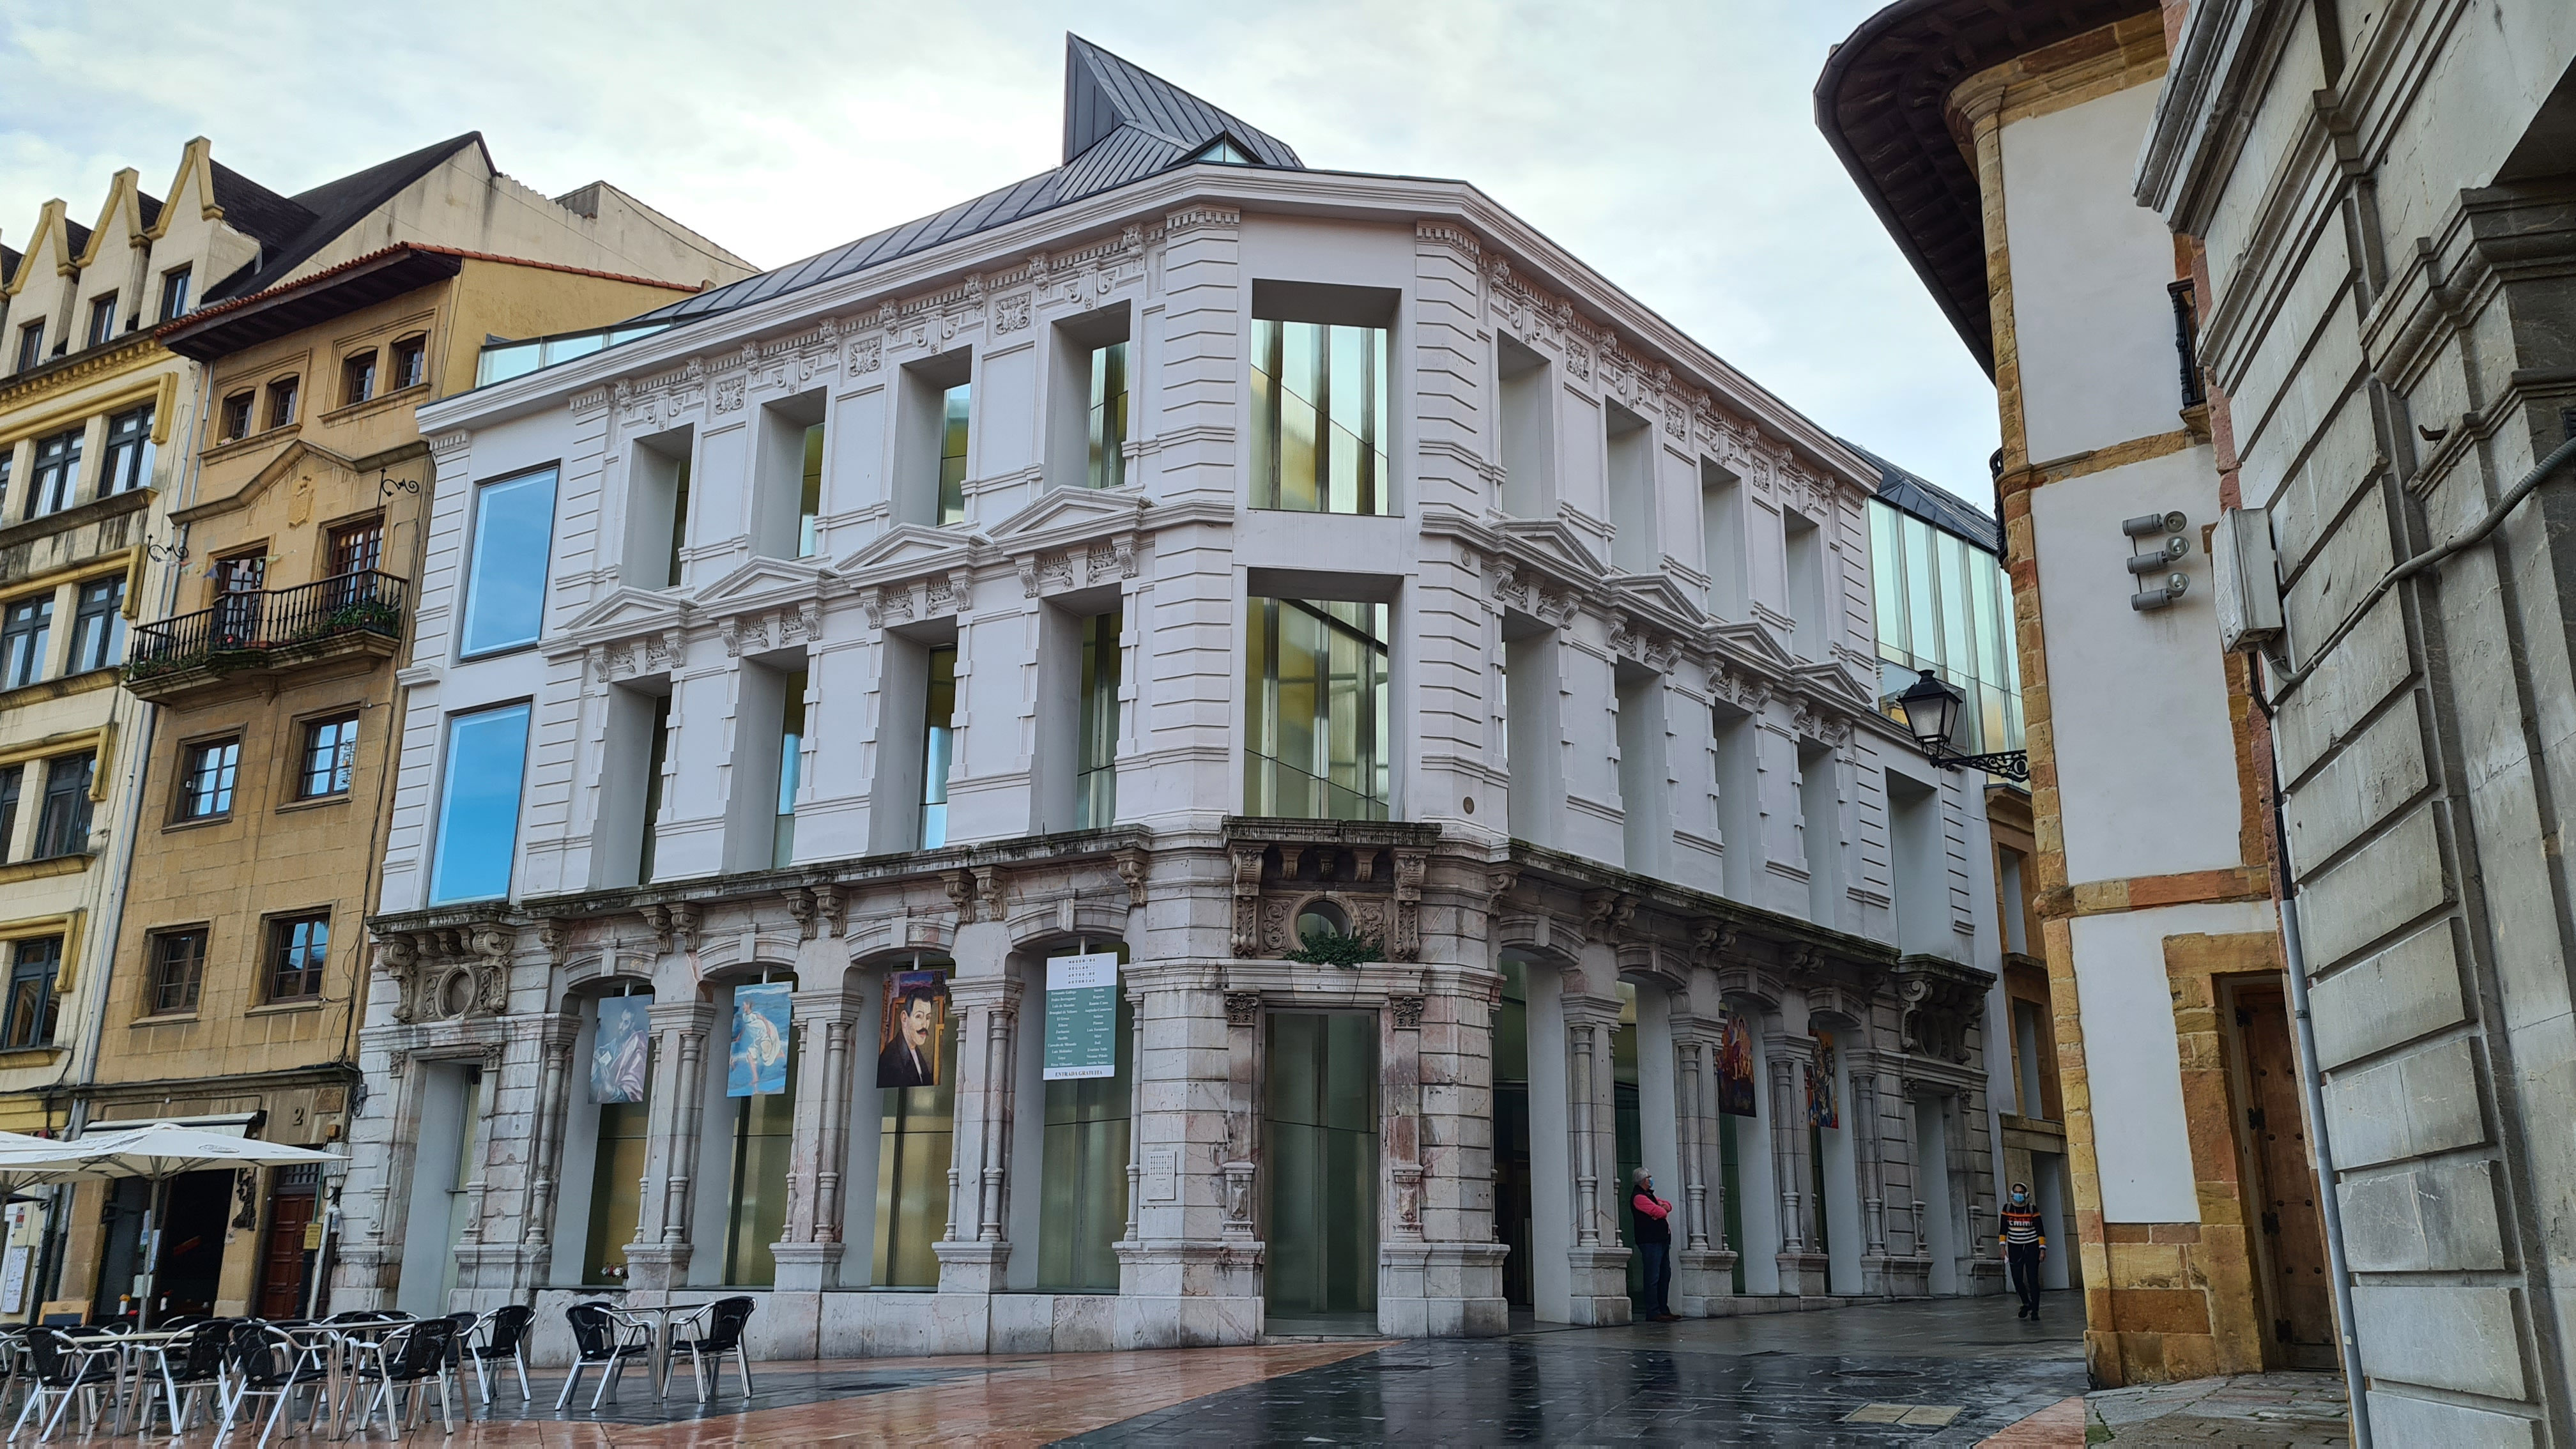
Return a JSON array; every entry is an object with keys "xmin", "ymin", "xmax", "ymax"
[
  {"xmin": 134, "ymin": 1318, "xmax": 231, "ymax": 1436},
  {"xmin": 664, "ymin": 1296, "xmax": 757, "ymax": 1403},
  {"xmin": 348, "ymin": 1317, "xmax": 459, "ymax": 1439},
  {"xmin": 557, "ymin": 1301, "xmax": 652, "ymax": 1411},
  {"xmin": 218, "ymin": 1322, "xmax": 334, "ymax": 1448},
  {"xmin": 8, "ymin": 1327, "xmax": 121, "ymax": 1443},
  {"xmin": 462, "ymin": 1303, "xmax": 534, "ymax": 1405}
]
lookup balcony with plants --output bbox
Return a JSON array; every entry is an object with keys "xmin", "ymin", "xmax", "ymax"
[{"xmin": 123, "ymin": 571, "xmax": 408, "ymax": 701}]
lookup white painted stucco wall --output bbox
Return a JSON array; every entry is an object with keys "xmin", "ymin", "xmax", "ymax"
[
  {"xmin": 2068, "ymin": 897, "xmax": 2279, "ymax": 1222},
  {"xmin": 2027, "ymin": 445, "xmax": 2237, "ymax": 884},
  {"xmin": 2001, "ymin": 84, "xmax": 2191, "ymax": 464}
]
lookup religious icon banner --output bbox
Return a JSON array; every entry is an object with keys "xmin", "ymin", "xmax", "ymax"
[
  {"xmin": 728, "ymin": 982, "xmax": 793, "ymax": 1097},
  {"xmin": 1717, "ymin": 1013, "xmax": 1759, "ymax": 1118},
  {"xmin": 878, "ymin": 969, "xmax": 949, "ymax": 1089},
  {"xmin": 1807, "ymin": 1029, "xmax": 1839, "ymax": 1129},
  {"xmin": 1042, "ymin": 952, "xmax": 1119, "ymax": 1081},
  {"xmin": 592, "ymin": 995, "xmax": 650, "ymax": 1104}
]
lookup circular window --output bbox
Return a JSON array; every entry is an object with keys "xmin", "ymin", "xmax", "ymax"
[
  {"xmin": 438, "ymin": 968, "xmax": 478, "ymax": 1019},
  {"xmin": 1295, "ymin": 901, "xmax": 1351, "ymax": 941}
]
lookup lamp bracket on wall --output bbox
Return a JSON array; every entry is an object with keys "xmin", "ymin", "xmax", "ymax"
[
  {"xmin": 377, "ymin": 467, "xmax": 420, "ymax": 500},
  {"xmin": 1889, "ymin": 668, "xmax": 2031, "ymax": 783},
  {"xmin": 142, "ymin": 533, "xmax": 188, "ymax": 564}
]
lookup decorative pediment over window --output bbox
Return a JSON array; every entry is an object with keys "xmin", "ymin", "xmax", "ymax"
[
  {"xmin": 691, "ymin": 555, "xmax": 833, "ymax": 613},
  {"xmin": 1492, "ymin": 512, "xmax": 1609, "ymax": 582},
  {"xmin": 1712, "ymin": 618, "xmax": 1800, "ymax": 673},
  {"xmin": 1607, "ymin": 572, "xmax": 1709, "ymax": 635},
  {"xmin": 560, "ymin": 586, "xmax": 691, "ymax": 646},
  {"xmin": 834, "ymin": 523, "xmax": 979, "ymax": 585}
]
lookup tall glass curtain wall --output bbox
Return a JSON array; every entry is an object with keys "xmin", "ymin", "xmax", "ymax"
[
  {"xmin": 938, "ymin": 384, "xmax": 971, "ymax": 525},
  {"xmin": 1264, "ymin": 1011, "xmax": 1379, "ymax": 1319},
  {"xmin": 1076, "ymin": 610, "xmax": 1121, "ymax": 829},
  {"xmin": 919, "ymin": 648, "xmax": 957, "ymax": 848},
  {"xmin": 775, "ymin": 671, "xmax": 807, "ymax": 866},
  {"xmin": 875, "ymin": 974, "xmax": 960, "ymax": 1287},
  {"xmin": 1250, "ymin": 320, "xmax": 1390, "ymax": 514},
  {"xmin": 727, "ymin": 1027, "xmax": 799, "ymax": 1285},
  {"xmin": 1088, "ymin": 342, "xmax": 1128, "ymax": 490},
  {"xmin": 585, "ymin": 1094, "xmax": 650, "ymax": 1284},
  {"xmin": 1494, "ymin": 962, "xmax": 1535, "ymax": 1308},
  {"xmin": 1867, "ymin": 500, "xmax": 2021, "ymax": 756},
  {"xmin": 1613, "ymin": 983, "xmax": 1643, "ymax": 1304},
  {"xmin": 1244, "ymin": 598, "xmax": 1390, "ymax": 820},
  {"xmin": 798, "ymin": 424, "xmax": 824, "ymax": 556},
  {"xmin": 1037, "ymin": 945, "xmax": 1134, "ymax": 1291}
]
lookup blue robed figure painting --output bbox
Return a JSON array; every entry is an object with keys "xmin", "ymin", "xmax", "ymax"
[{"xmin": 729, "ymin": 982, "xmax": 793, "ymax": 1096}]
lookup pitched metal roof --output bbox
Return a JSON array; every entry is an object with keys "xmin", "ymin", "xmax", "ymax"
[
  {"xmin": 629, "ymin": 35, "xmax": 1301, "ymax": 331},
  {"xmin": 1843, "ymin": 437, "xmax": 2002, "ymax": 555}
]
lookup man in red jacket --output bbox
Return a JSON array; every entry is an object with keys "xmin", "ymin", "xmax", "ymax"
[{"xmin": 1630, "ymin": 1167, "xmax": 1678, "ymax": 1322}]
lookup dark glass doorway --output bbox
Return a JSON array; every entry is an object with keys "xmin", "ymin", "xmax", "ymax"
[
  {"xmin": 1264, "ymin": 1010, "xmax": 1379, "ymax": 1332},
  {"xmin": 1495, "ymin": 962, "xmax": 1533, "ymax": 1308}
]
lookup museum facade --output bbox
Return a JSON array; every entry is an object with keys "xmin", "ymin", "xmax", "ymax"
[{"xmin": 335, "ymin": 38, "xmax": 2017, "ymax": 1361}]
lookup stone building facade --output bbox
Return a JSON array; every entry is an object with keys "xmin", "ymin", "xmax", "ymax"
[
  {"xmin": 2139, "ymin": 0, "xmax": 2576, "ymax": 1442},
  {"xmin": 1819, "ymin": 0, "xmax": 2326, "ymax": 1390},
  {"xmin": 341, "ymin": 39, "xmax": 2014, "ymax": 1361}
]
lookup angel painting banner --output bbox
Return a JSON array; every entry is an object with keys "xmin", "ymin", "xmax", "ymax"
[{"xmin": 728, "ymin": 982, "xmax": 793, "ymax": 1097}]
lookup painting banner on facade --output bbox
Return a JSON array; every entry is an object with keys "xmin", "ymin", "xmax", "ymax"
[
  {"xmin": 1717, "ymin": 1013, "xmax": 1758, "ymax": 1118},
  {"xmin": 592, "ymin": 995, "xmax": 650, "ymax": 1104},
  {"xmin": 878, "ymin": 969, "xmax": 948, "ymax": 1089},
  {"xmin": 1043, "ymin": 951, "xmax": 1119, "ymax": 1081},
  {"xmin": 1807, "ymin": 1029, "xmax": 1839, "ymax": 1129},
  {"xmin": 728, "ymin": 982, "xmax": 792, "ymax": 1097}
]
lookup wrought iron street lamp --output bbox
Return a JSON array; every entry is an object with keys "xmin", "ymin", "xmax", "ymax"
[{"xmin": 1892, "ymin": 668, "xmax": 2029, "ymax": 783}]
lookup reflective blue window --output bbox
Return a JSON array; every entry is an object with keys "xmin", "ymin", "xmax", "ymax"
[
  {"xmin": 460, "ymin": 468, "xmax": 558, "ymax": 656},
  {"xmin": 430, "ymin": 703, "xmax": 531, "ymax": 903}
]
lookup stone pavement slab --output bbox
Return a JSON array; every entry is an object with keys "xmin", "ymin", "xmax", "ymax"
[{"xmin": 2085, "ymin": 1370, "xmax": 2352, "ymax": 1446}]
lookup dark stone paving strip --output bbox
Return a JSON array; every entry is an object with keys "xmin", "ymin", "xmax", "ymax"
[{"xmin": 1055, "ymin": 1337, "xmax": 2087, "ymax": 1447}]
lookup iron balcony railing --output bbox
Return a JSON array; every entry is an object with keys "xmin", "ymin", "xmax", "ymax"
[{"xmin": 126, "ymin": 570, "xmax": 408, "ymax": 680}]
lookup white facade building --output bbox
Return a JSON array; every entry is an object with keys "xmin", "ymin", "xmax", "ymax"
[{"xmin": 341, "ymin": 38, "xmax": 2011, "ymax": 1360}]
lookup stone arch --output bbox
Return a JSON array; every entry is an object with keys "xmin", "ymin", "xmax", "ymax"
[
  {"xmin": 843, "ymin": 914, "xmax": 954, "ymax": 962},
  {"xmin": 1003, "ymin": 898, "xmax": 1129, "ymax": 951}
]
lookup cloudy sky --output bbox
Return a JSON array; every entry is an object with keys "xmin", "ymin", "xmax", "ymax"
[{"xmin": 0, "ymin": 0, "xmax": 1999, "ymax": 503}]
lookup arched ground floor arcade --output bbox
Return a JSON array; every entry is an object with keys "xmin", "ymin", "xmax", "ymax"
[{"xmin": 339, "ymin": 822, "xmax": 2007, "ymax": 1363}]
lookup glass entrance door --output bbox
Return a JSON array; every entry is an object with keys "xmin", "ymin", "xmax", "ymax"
[{"xmin": 1263, "ymin": 1011, "xmax": 1378, "ymax": 1330}]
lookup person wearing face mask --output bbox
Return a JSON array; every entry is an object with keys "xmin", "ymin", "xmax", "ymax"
[
  {"xmin": 1629, "ymin": 1167, "xmax": 1678, "ymax": 1322},
  {"xmin": 2000, "ymin": 1181, "xmax": 2046, "ymax": 1318}
]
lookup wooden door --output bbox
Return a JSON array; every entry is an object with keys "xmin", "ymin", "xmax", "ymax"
[
  {"xmin": 2236, "ymin": 986, "xmax": 2338, "ymax": 1368},
  {"xmin": 256, "ymin": 1195, "xmax": 316, "ymax": 1321}
]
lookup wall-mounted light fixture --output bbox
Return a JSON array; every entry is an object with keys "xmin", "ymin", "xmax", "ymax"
[
  {"xmin": 1892, "ymin": 668, "xmax": 2030, "ymax": 782},
  {"xmin": 2124, "ymin": 510, "xmax": 2191, "ymax": 610}
]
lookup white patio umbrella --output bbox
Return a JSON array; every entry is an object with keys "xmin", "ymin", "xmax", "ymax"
[{"xmin": 22, "ymin": 1124, "xmax": 344, "ymax": 1326}]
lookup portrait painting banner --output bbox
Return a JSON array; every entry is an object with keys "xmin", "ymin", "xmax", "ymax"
[
  {"xmin": 1717, "ymin": 1013, "xmax": 1758, "ymax": 1118},
  {"xmin": 592, "ymin": 995, "xmax": 650, "ymax": 1104},
  {"xmin": 878, "ymin": 969, "xmax": 949, "ymax": 1089}
]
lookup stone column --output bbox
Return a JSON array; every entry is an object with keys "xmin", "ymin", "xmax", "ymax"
[
  {"xmin": 333, "ymin": 1046, "xmax": 425, "ymax": 1310},
  {"xmin": 1670, "ymin": 1025, "xmax": 1735, "ymax": 1313},
  {"xmin": 1378, "ymin": 993, "xmax": 1431, "ymax": 1336},
  {"xmin": 772, "ymin": 988, "xmax": 860, "ymax": 1292},
  {"xmin": 1770, "ymin": 1036, "xmax": 1829, "ymax": 1296},
  {"xmin": 1560, "ymin": 996, "xmax": 1629, "ymax": 1324},
  {"xmin": 1116, "ymin": 967, "xmax": 1261, "ymax": 1348},
  {"xmin": 625, "ymin": 1000, "xmax": 712, "ymax": 1293},
  {"xmin": 1407, "ymin": 978, "xmax": 1508, "ymax": 1337},
  {"xmin": 935, "ymin": 974, "xmax": 1022, "ymax": 1294}
]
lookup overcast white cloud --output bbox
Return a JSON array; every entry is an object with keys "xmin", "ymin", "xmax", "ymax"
[{"xmin": 0, "ymin": 0, "xmax": 1999, "ymax": 503}]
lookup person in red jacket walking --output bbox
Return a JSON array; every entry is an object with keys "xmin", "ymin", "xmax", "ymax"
[{"xmin": 1630, "ymin": 1168, "xmax": 1678, "ymax": 1322}]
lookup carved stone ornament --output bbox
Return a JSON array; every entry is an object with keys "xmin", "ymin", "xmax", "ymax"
[
  {"xmin": 1388, "ymin": 995, "xmax": 1427, "ymax": 1031},
  {"xmin": 1225, "ymin": 992, "xmax": 1262, "ymax": 1028}
]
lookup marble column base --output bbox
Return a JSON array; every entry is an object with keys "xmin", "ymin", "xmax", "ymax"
[
  {"xmin": 620, "ymin": 1243, "xmax": 693, "ymax": 1293},
  {"xmin": 934, "ymin": 1239, "xmax": 1011, "ymax": 1294},
  {"xmin": 1564, "ymin": 1246, "xmax": 1634, "ymax": 1326},
  {"xmin": 769, "ymin": 1239, "xmax": 847, "ymax": 1292},
  {"xmin": 1376, "ymin": 1241, "xmax": 1510, "ymax": 1337},
  {"xmin": 1966, "ymin": 1256, "xmax": 2007, "ymax": 1293},
  {"xmin": 328, "ymin": 1244, "xmax": 400, "ymax": 1311},
  {"xmin": 1675, "ymin": 1248, "xmax": 1737, "ymax": 1314},
  {"xmin": 1774, "ymin": 1251, "xmax": 1832, "ymax": 1298},
  {"xmin": 1863, "ymin": 1254, "xmax": 1930, "ymax": 1298}
]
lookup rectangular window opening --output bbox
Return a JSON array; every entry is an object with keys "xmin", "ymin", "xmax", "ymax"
[
  {"xmin": 87, "ymin": 296, "xmax": 118, "ymax": 348},
  {"xmin": 774, "ymin": 670, "xmax": 807, "ymax": 868},
  {"xmin": 460, "ymin": 468, "xmax": 558, "ymax": 657},
  {"xmin": 429, "ymin": 703, "xmax": 532, "ymax": 903},
  {"xmin": 146, "ymin": 929, "xmax": 206, "ymax": 1016},
  {"xmin": 1250, "ymin": 299, "xmax": 1393, "ymax": 516},
  {"xmin": 102, "ymin": 405, "xmax": 153, "ymax": 496},
  {"xmin": 27, "ymin": 427, "xmax": 82, "ymax": 520},
  {"xmin": 300, "ymin": 714, "xmax": 360, "ymax": 799},
  {"xmin": 33, "ymin": 752, "xmax": 93, "ymax": 860},
  {"xmin": 178, "ymin": 738, "xmax": 242, "ymax": 820},
  {"xmin": 2, "ymin": 595, "xmax": 53, "ymax": 689},
  {"xmin": 1075, "ymin": 609, "xmax": 1121, "ymax": 829},
  {"xmin": 1244, "ymin": 594, "xmax": 1392, "ymax": 821},
  {"xmin": 920, "ymin": 646, "xmax": 957, "ymax": 849},
  {"xmin": 158, "ymin": 266, "xmax": 192, "ymax": 323},
  {"xmin": 1496, "ymin": 334, "xmax": 1552, "ymax": 518},
  {"xmin": 3, "ymin": 938, "xmax": 61, "ymax": 1049},
  {"xmin": 268, "ymin": 912, "xmax": 330, "ymax": 1002}
]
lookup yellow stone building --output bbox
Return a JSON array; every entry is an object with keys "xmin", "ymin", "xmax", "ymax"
[{"xmin": 0, "ymin": 134, "xmax": 751, "ymax": 1322}]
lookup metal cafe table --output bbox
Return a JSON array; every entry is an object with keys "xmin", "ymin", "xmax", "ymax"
[
  {"xmin": 57, "ymin": 1327, "xmax": 187, "ymax": 1438},
  {"xmin": 610, "ymin": 1300, "xmax": 714, "ymax": 1397}
]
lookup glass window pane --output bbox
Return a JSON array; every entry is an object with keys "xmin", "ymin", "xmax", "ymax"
[
  {"xmin": 430, "ymin": 704, "xmax": 531, "ymax": 903},
  {"xmin": 460, "ymin": 470, "xmax": 558, "ymax": 656},
  {"xmin": 1250, "ymin": 321, "xmax": 1390, "ymax": 516},
  {"xmin": 1902, "ymin": 518, "xmax": 1938, "ymax": 670},
  {"xmin": 1940, "ymin": 533, "xmax": 1976, "ymax": 682},
  {"xmin": 1869, "ymin": 503, "xmax": 1906, "ymax": 658}
]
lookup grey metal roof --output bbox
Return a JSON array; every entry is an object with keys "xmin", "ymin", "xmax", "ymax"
[
  {"xmin": 1843, "ymin": 437, "xmax": 2003, "ymax": 555},
  {"xmin": 628, "ymin": 35, "xmax": 1301, "ymax": 331}
]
